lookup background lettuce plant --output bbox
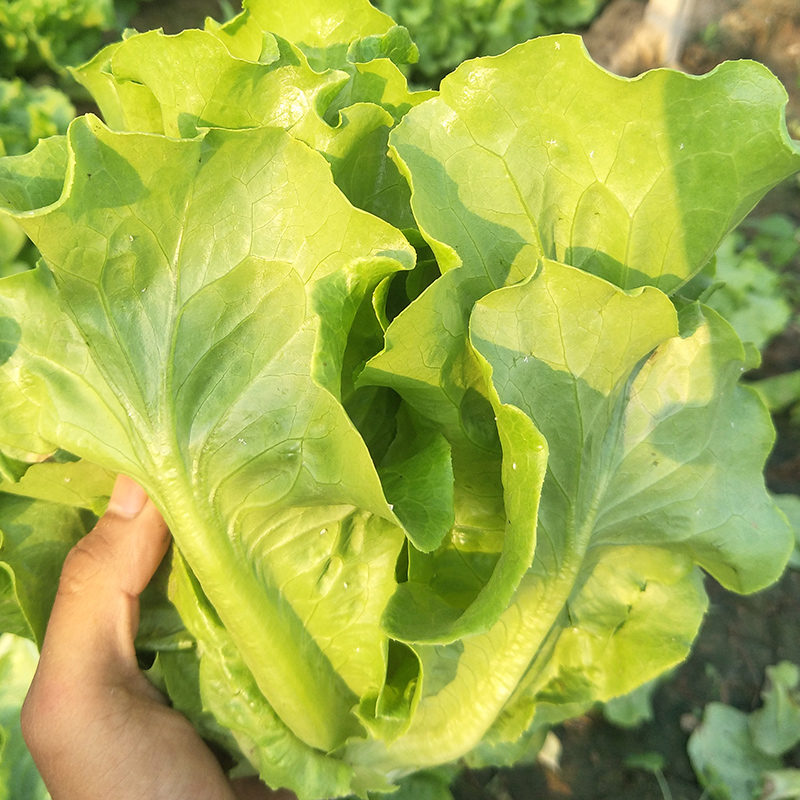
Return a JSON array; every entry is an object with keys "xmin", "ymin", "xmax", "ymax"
[
  {"xmin": 0, "ymin": 0, "xmax": 115, "ymax": 78},
  {"xmin": 372, "ymin": 0, "xmax": 608, "ymax": 84},
  {"xmin": 0, "ymin": 76, "xmax": 74, "ymax": 278},
  {"xmin": 688, "ymin": 661, "xmax": 800, "ymax": 800},
  {"xmin": 703, "ymin": 214, "xmax": 800, "ymax": 353},
  {"xmin": 0, "ymin": 1, "xmax": 798, "ymax": 798}
]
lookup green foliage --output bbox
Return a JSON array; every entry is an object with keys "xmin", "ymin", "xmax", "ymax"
[
  {"xmin": 763, "ymin": 771, "xmax": 800, "ymax": 800},
  {"xmin": 689, "ymin": 703, "xmax": 783, "ymax": 800},
  {"xmin": 705, "ymin": 215, "xmax": 799, "ymax": 352},
  {"xmin": 0, "ymin": 462, "xmax": 112, "ymax": 645},
  {"xmin": 754, "ymin": 371, "xmax": 800, "ymax": 420},
  {"xmin": 0, "ymin": 1, "xmax": 797, "ymax": 797},
  {"xmin": 372, "ymin": 0, "xmax": 608, "ymax": 84},
  {"xmin": 0, "ymin": 634, "xmax": 49, "ymax": 800},
  {"xmin": 0, "ymin": 78, "xmax": 74, "ymax": 157},
  {"xmin": 688, "ymin": 663, "xmax": 800, "ymax": 800},
  {"xmin": 750, "ymin": 663, "xmax": 800, "ymax": 757},
  {"xmin": 0, "ymin": 0, "xmax": 115, "ymax": 77},
  {"xmin": 771, "ymin": 494, "xmax": 800, "ymax": 569},
  {"xmin": 604, "ymin": 675, "xmax": 665, "ymax": 728},
  {"xmin": 0, "ymin": 76, "xmax": 74, "ymax": 276}
]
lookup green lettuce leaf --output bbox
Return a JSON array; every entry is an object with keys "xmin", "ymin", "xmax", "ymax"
[
  {"xmin": 0, "ymin": 459, "xmax": 114, "ymax": 515},
  {"xmin": 351, "ymin": 261, "xmax": 789, "ymax": 775},
  {"xmin": 0, "ymin": 490, "xmax": 95, "ymax": 645},
  {"xmin": 389, "ymin": 35, "xmax": 800, "ymax": 294},
  {"xmin": 749, "ymin": 662, "xmax": 800, "ymax": 757},
  {"xmin": 689, "ymin": 703, "xmax": 782, "ymax": 800},
  {"xmin": 362, "ymin": 28, "xmax": 796, "ymax": 645},
  {"xmin": 0, "ymin": 78, "xmax": 74, "ymax": 276},
  {"xmin": 0, "ymin": 5, "xmax": 797, "ymax": 794},
  {"xmin": 0, "ymin": 0, "xmax": 114, "ymax": 77},
  {"xmin": 762, "ymin": 769, "xmax": 800, "ymax": 800},
  {"xmin": 240, "ymin": 0, "xmax": 402, "ymax": 72},
  {"xmin": 470, "ymin": 269, "xmax": 788, "ymax": 744},
  {"xmin": 168, "ymin": 551, "xmax": 357, "ymax": 800},
  {"xmin": 72, "ymin": 12, "xmax": 432, "ymax": 230},
  {"xmin": 71, "ymin": 30, "xmax": 345, "ymax": 140},
  {"xmin": 0, "ymin": 114, "xmax": 415, "ymax": 765},
  {"xmin": 343, "ymin": 32, "xmax": 797, "ymax": 778},
  {"xmin": 0, "ymin": 634, "xmax": 49, "ymax": 800}
]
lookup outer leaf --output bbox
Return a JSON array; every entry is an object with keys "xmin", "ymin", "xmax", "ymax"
[
  {"xmin": 389, "ymin": 35, "xmax": 800, "ymax": 294},
  {"xmin": 587, "ymin": 309, "xmax": 789, "ymax": 593},
  {"xmin": 0, "ymin": 117, "xmax": 414, "ymax": 756},
  {"xmin": 468, "ymin": 266, "xmax": 787, "ymax": 745},
  {"xmin": 365, "ymin": 38, "xmax": 796, "ymax": 652},
  {"xmin": 471, "ymin": 260, "xmax": 677, "ymax": 565},
  {"xmin": 521, "ymin": 545, "xmax": 706, "ymax": 713},
  {"xmin": 470, "ymin": 261, "xmax": 790, "ymax": 594}
]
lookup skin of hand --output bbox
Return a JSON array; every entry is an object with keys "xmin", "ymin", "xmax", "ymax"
[{"xmin": 21, "ymin": 475, "xmax": 296, "ymax": 800}]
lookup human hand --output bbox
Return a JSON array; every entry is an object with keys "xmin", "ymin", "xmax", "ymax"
[{"xmin": 21, "ymin": 475, "xmax": 295, "ymax": 800}]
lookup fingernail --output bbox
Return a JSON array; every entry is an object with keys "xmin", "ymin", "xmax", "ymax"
[{"xmin": 108, "ymin": 475, "xmax": 148, "ymax": 518}]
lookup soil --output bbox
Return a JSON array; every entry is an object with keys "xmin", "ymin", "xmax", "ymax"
[{"xmin": 121, "ymin": 2, "xmax": 800, "ymax": 798}]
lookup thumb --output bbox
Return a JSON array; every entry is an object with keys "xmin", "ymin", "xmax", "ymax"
[{"xmin": 35, "ymin": 474, "xmax": 170, "ymax": 685}]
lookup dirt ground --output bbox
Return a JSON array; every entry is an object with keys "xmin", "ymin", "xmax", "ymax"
[{"xmin": 125, "ymin": 2, "xmax": 800, "ymax": 798}]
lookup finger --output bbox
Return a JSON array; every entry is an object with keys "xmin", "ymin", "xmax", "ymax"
[{"xmin": 36, "ymin": 474, "xmax": 170, "ymax": 683}]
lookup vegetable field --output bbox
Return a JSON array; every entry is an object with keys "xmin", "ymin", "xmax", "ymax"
[{"xmin": 1, "ymin": 1, "xmax": 799, "ymax": 799}]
